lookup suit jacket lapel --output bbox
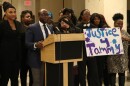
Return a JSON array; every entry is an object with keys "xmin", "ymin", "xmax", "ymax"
[
  {"xmin": 35, "ymin": 23, "xmax": 53, "ymax": 40},
  {"xmin": 35, "ymin": 23, "xmax": 45, "ymax": 40}
]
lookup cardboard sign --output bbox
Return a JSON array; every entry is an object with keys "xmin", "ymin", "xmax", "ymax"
[{"xmin": 83, "ymin": 28, "xmax": 124, "ymax": 57}]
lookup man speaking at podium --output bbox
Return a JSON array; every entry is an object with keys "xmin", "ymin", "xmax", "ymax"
[{"xmin": 25, "ymin": 9, "xmax": 53, "ymax": 86}]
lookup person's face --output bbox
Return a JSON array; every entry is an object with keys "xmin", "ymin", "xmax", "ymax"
[
  {"xmin": 60, "ymin": 18, "xmax": 70, "ymax": 29},
  {"xmin": 114, "ymin": 19, "xmax": 123, "ymax": 30},
  {"xmin": 22, "ymin": 13, "xmax": 32, "ymax": 25},
  {"xmin": 5, "ymin": 8, "xmax": 16, "ymax": 20},
  {"xmin": 82, "ymin": 10, "xmax": 90, "ymax": 22},
  {"xmin": 39, "ymin": 10, "xmax": 49, "ymax": 23},
  {"xmin": 93, "ymin": 17, "xmax": 100, "ymax": 26}
]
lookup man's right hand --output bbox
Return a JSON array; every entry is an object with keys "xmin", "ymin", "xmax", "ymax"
[{"xmin": 35, "ymin": 40, "xmax": 44, "ymax": 49}]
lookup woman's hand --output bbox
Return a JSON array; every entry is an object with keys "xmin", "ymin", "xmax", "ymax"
[{"xmin": 122, "ymin": 35, "xmax": 130, "ymax": 42}]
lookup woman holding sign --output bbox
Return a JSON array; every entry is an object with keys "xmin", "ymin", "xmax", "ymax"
[
  {"xmin": 88, "ymin": 13, "xmax": 112, "ymax": 86},
  {"xmin": 88, "ymin": 13, "xmax": 107, "ymax": 86},
  {"xmin": 107, "ymin": 13, "xmax": 130, "ymax": 86}
]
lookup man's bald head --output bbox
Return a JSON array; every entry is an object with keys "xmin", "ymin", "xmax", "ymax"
[
  {"xmin": 38, "ymin": 9, "xmax": 49, "ymax": 24},
  {"xmin": 38, "ymin": 9, "xmax": 48, "ymax": 16}
]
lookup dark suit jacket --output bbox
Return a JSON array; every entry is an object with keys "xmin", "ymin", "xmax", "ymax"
[
  {"xmin": 25, "ymin": 22, "xmax": 53, "ymax": 68},
  {"xmin": 0, "ymin": 20, "xmax": 23, "ymax": 63}
]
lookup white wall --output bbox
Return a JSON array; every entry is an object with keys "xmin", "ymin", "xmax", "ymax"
[
  {"xmin": 72, "ymin": 0, "xmax": 85, "ymax": 18},
  {"xmin": 85, "ymin": 0, "xmax": 127, "ymax": 30},
  {"xmin": 104, "ymin": 0, "xmax": 127, "ymax": 29},
  {"xmin": 85, "ymin": 0, "xmax": 104, "ymax": 14}
]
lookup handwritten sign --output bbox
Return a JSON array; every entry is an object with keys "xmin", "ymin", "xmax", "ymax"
[{"xmin": 83, "ymin": 28, "xmax": 124, "ymax": 57}]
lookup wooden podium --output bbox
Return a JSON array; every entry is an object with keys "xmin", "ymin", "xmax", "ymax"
[{"xmin": 41, "ymin": 33, "xmax": 84, "ymax": 86}]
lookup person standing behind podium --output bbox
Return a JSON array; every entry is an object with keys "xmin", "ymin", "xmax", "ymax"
[
  {"xmin": 20, "ymin": 10, "xmax": 33, "ymax": 86},
  {"xmin": 62, "ymin": 8, "xmax": 77, "ymax": 25},
  {"xmin": 53, "ymin": 15, "xmax": 81, "ymax": 86},
  {"xmin": 76, "ymin": 9, "xmax": 91, "ymax": 86},
  {"xmin": 55, "ymin": 15, "xmax": 80, "ymax": 34},
  {"xmin": 89, "ymin": 13, "xmax": 107, "ymax": 86},
  {"xmin": 25, "ymin": 9, "xmax": 53, "ymax": 86}
]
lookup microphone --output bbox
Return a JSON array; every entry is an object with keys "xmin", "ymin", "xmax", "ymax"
[
  {"xmin": 49, "ymin": 20, "xmax": 61, "ymax": 34},
  {"xmin": 47, "ymin": 18, "xmax": 60, "ymax": 33}
]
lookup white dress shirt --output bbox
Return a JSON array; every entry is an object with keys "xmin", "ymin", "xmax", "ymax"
[{"xmin": 39, "ymin": 21, "xmax": 51, "ymax": 39}]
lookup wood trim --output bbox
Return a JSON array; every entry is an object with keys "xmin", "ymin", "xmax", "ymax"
[
  {"xmin": 45, "ymin": 63, "xmax": 47, "ymax": 86},
  {"xmin": 63, "ymin": 62, "xmax": 68, "ymax": 86},
  {"xmin": 43, "ymin": 33, "xmax": 85, "ymax": 46}
]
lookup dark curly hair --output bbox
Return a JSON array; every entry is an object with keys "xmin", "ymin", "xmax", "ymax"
[
  {"xmin": 78, "ymin": 9, "xmax": 90, "ymax": 22},
  {"xmin": 58, "ymin": 15, "xmax": 73, "ymax": 28},
  {"xmin": 21, "ymin": 10, "xmax": 33, "ymax": 18},
  {"xmin": 90, "ymin": 13, "xmax": 104, "ymax": 28},
  {"xmin": 62, "ymin": 8, "xmax": 77, "ymax": 25},
  {"xmin": 112, "ymin": 13, "xmax": 123, "ymax": 21}
]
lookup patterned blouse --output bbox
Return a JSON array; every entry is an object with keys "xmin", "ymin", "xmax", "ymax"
[{"xmin": 107, "ymin": 30, "xmax": 130, "ymax": 73}]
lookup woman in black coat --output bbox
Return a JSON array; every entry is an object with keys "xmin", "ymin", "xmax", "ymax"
[{"xmin": 0, "ymin": 2, "xmax": 23, "ymax": 86}]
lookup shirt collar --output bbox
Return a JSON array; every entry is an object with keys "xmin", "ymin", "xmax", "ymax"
[
  {"xmin": 39, "ymin": 21, "xmax": 43, "ymax": 26},
  {"xmin": 39, "ymin": 21, "xmax": 47, "ymax": 26}
]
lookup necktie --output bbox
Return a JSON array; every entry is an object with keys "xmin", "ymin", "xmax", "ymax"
[{"xmin": 43, "ymin": 24, "xmax": 49, "ymax": 38}]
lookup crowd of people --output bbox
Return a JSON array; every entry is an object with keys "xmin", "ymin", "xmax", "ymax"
[{"xmin": 0, "ymin": 1, "xmax": 130, "ymax": 86}]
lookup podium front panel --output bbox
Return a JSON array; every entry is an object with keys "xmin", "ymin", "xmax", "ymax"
[{"xmin": 55, "ymin": 41, "xmax": 83, "ymax": 60}]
